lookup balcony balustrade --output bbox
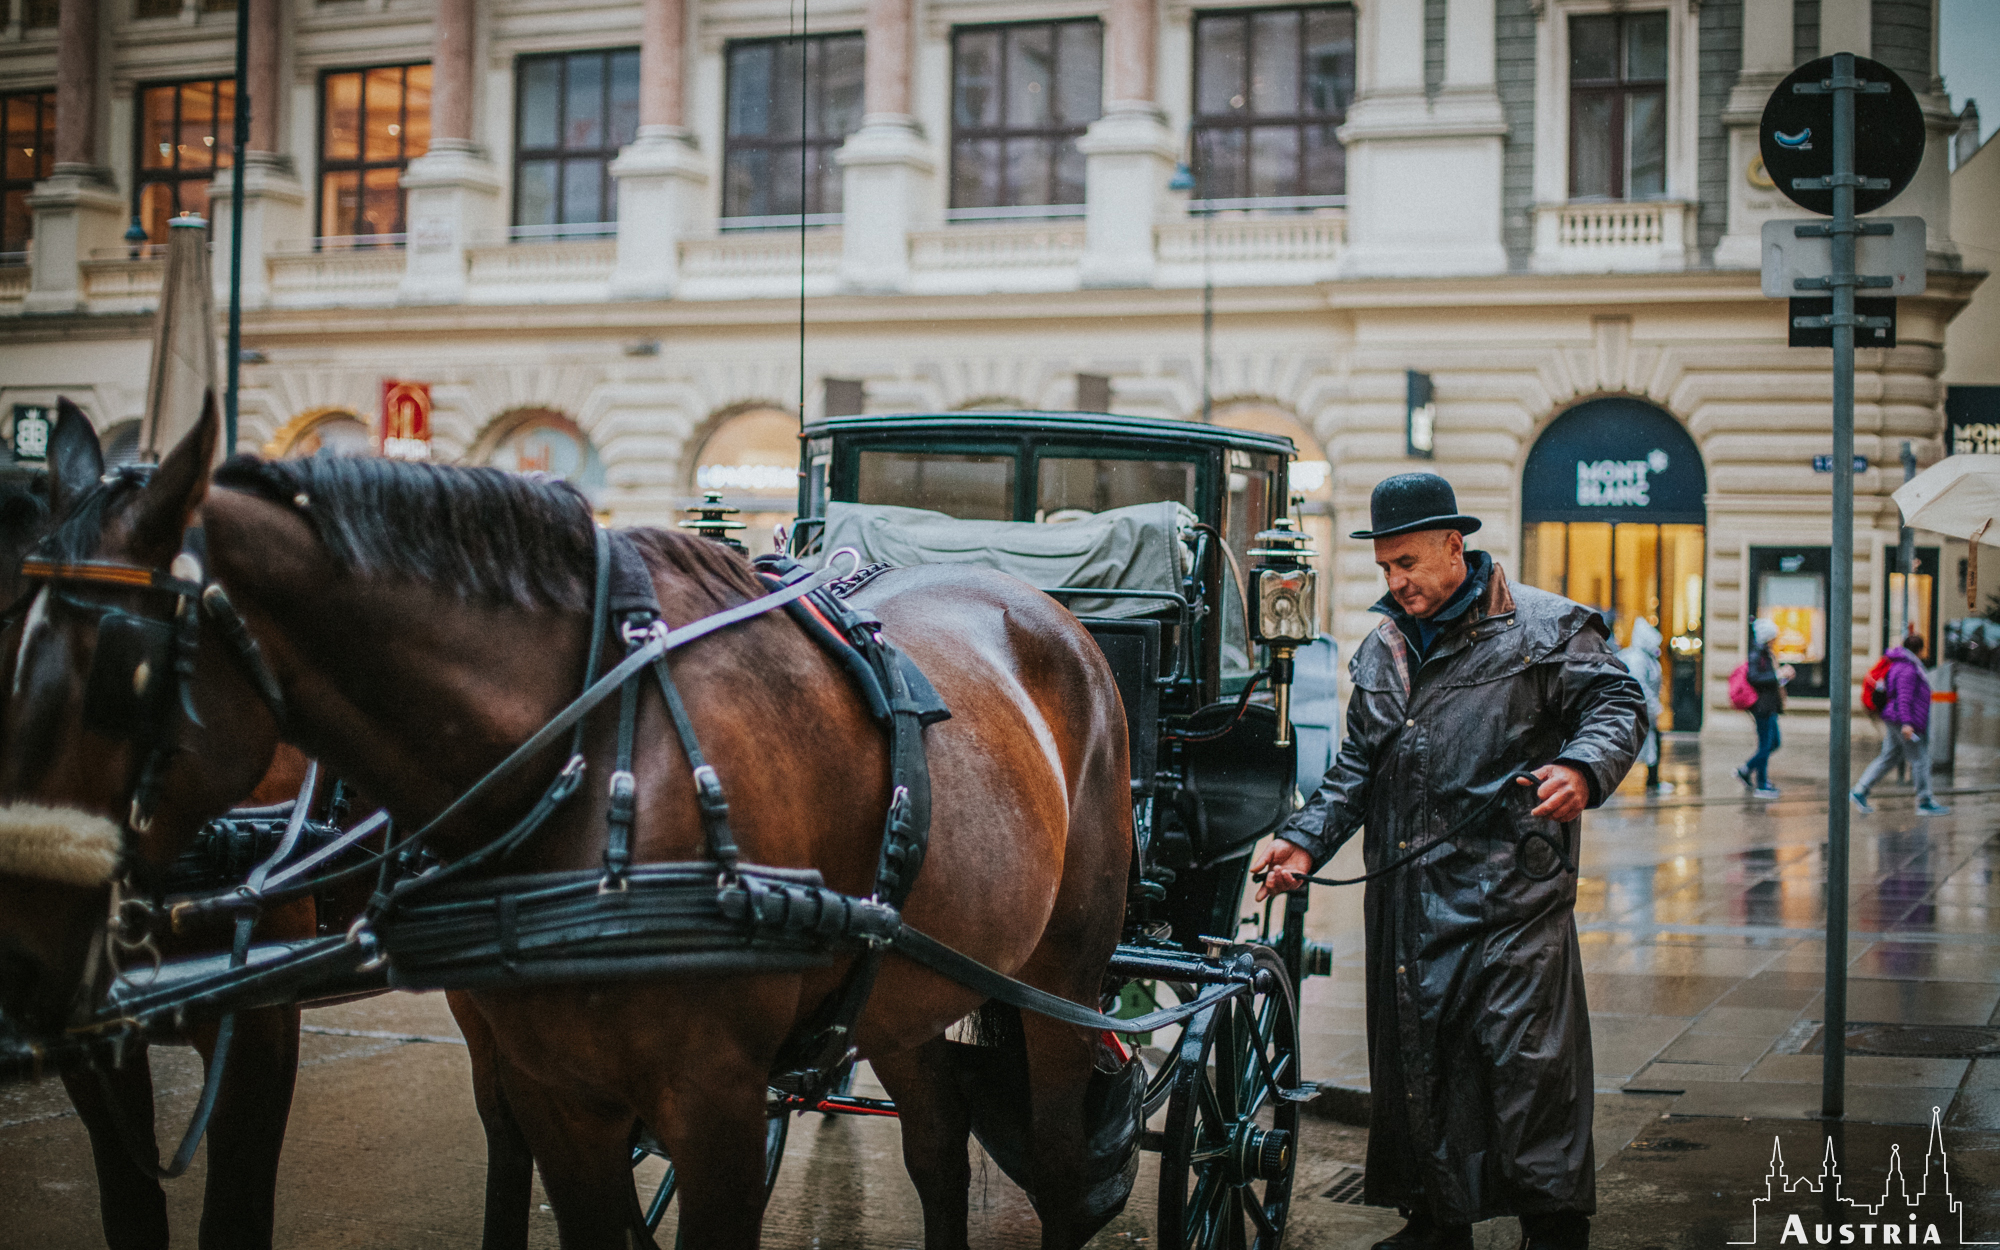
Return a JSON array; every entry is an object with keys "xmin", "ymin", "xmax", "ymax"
[{"xmin": 1532, "ymin": 201, "xmax": 1692, "ymax": 273}]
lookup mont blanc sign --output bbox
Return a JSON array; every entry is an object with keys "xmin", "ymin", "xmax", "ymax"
[
  {"xmin": 1576, "ymin": 450, "xmax": 1673, "ymax": 508},
  {"xmin": 1523, "ymin": 398, "xmax": 1706, "ymax": 526}
]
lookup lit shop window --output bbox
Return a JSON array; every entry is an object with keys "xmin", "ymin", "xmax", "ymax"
[
  {"xmin": 949, "ymin": 20, "xmax": 1102, "ymax": 212},
  {"xmin": 1568, "ymin": 11, "xmax": 1668, "ymax": 201},
  {"xmin": 319, "ymin": 64, "xmax": 432, "ymax": 243},
  {"xmin": 134, "ymin": 78, "xmax": 235, "ymax": 243},
  {"xmin": 692, "ymin": 407, "xmax": 799, "ymax": 554},
  {"xmin": 485, "ymin": 410, "xmax": 608, "ymax": 501},
  {"xmin": 1190, "ymin": 5, "xmax": 1353, "ymax": 205},
  {"xmin": 514, "ymin": 48, "xmax": 640, "ymax": 233},
  {"xmin": 722, "ymin": 33, "xmax": 865, "ymax": 223},
  {"xmin": 1, "ymin": 90, "xmax": 55, "ymax": 257}
]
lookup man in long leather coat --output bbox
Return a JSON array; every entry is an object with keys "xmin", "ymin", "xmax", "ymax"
[{"xmin": 1254, "ymin": 473, "xmax": 1646, "ymax": 1250}]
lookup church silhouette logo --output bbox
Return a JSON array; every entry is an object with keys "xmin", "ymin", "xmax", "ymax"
[{"xmin": 1729, "ymin": 1108, "xmax": 1994, "ymax": 1246}]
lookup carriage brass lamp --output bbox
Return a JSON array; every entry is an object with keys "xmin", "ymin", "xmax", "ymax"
[
  {"xmin": 680, "ymin": 490, "xmax": 748, "ymax": 554},
  {"xmin": 1248, "ymin": 517, "xmax": 1318, "ymax": 749}
]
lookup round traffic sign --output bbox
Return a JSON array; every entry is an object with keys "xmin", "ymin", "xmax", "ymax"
[{"xmin": 1759, "ymin": 54, "xmax": 1926, "ymax": 216}]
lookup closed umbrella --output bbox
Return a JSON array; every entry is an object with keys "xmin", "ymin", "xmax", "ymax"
[
  {"xmin": 1892, "ymin": 455, "xmax": 2000, "ymax": 608},
  {"xmin": 140, "ymin": 214, "xmax": 220, "ymax": 464}
]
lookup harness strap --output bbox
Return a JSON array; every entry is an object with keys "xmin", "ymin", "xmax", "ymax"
[{"xmin": 650, "ymin": 656, "xmax": 740, "ymax": 878}]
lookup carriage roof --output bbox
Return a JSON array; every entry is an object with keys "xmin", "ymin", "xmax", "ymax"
[{"xmin": 800, "ymin": 411, "xmax": 1298, "ymax": 458}]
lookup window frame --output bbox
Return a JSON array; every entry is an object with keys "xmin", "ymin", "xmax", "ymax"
[
  {"xmin": 1, "ymin": 89, "xmax": 56, "ymax": 257},
  {"xmin": 947, "ymin": 18, "xmax": 1104, "ymax": 216},
  {"xmin": 1187, "ymin": 3, "xmax": 1354, "ymax": 208},
  {"xmin": 315, "ymin": 62, "xmax": 431, "ymax": 246},
  {"xmin": 1565, "ymin": 9, "xmax": 1669, "ymax": 201},
  {"xmin": 510, "ymin": 46, "xmax": 640, "ymax": 237},
  {"xmin": 720, "ymin": 30, "xmax": 866, "ymax": 227},
  {"xmin": 131, "ymin": 76, "xmax": 236, "ymax": 244}
]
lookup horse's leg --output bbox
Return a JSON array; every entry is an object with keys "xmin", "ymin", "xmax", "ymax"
[
  {"xmin": 449, "ymin": 992, "xmax": 536, "ymax": 1250},
  {"xmin": 186, "ymin": 1002, "xmax": 299, "ymax": 1250},
  {"xmin": 60, "ymin": 1055, "xmax": 169, "ymax": 1250},
  {"xmin": 1017, "ymin": 1011, "xmax": 1101, "ymax": 1250},
  {"xmin": 871, "ymin": 1038, "xmax": 974, "ymax": 1250},
  {"xmin": 501, "ymin": 1068, "xmax": 654, "ymax": 1250}
]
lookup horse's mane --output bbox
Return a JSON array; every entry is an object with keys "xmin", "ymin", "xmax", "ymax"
[{"xmin": 213, "ymin": 455, "xmax": 767, "ymax": 611}]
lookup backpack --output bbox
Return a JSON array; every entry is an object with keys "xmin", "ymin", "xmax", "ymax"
[
  {"xmin": 1861, "ymin": 654, "xmax": 1895, "ymax": 714},
  {"xmin": 1728, "ymin": 662, "xmax": 1758, "ymax": 710}
]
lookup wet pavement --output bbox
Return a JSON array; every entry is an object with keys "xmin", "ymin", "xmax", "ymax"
[{"xmin": 0, "ymin": 728, "xmax": 1996, "ymax": 1248}]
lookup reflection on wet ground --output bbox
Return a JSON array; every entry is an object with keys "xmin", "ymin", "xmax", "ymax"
[{"xmin": 1299, "ymin": 727, "xmax": 2000, "ymax": 1132}]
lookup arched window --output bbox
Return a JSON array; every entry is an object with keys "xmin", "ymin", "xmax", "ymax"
[
  {"xmin": 690, "ymin": 406, "xmax": 798, "ymax": 555},
  {"xmin": 1217, "ymin": 403, "xmax": 1333, "ymax": 634},
  {"xmin": 482, "ymin": 410, "xmax": 607, "ymax": 501},
  {"xmin": 265, "ymin": 408, "xmax": 374, "ymax": 460}
]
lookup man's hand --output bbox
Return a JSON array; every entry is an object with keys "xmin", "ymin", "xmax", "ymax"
[
  {"xmin": 1253, "ymin": 837, "xmax": 1314, "ymax": 901},
  {"xmin": 1901, "ymin": 723, "xmax": 1917, "ymax": 741},
  {"xmin": 1516, "ymin": 763, "xmax": 1590, "ymax": 823}
]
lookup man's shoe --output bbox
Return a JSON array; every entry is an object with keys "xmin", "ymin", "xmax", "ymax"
[
  {"xmin": 1753, "ymin": 786, "xmax": 1782, "ymax": 799},
  {"xmin": 1918, "ymin": 800, "xmax": 1951, "ymax": 814},
  {"xmin": 1850, "ymin": 790, "xmax": 1874, "ymax": 815},
  {"xmin": 1735, "ymin": 766, "xmax": 1754, "ymax": 792},
  {"xmin": 1372, "ymin": 1215, "xmax": 1474, "ymax": 1250},
  {"xmin": 1520, "ymin": 1211, "xmax": 1591, "ymax": 1250}
]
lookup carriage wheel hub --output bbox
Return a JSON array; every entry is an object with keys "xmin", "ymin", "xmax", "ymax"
[{"xmin": 1230, "ymin": 1124, "xmax": 1293, "ymax": 1182}]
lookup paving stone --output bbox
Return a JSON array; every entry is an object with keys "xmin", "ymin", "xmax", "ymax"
[
  {"xmin": 1686, "ymin": 1007, "xmax": 1806, "ymax": 1038},
  {"xmin": 1657, "ymin": 1032, "xmax": 1775, "ymax": 1066},
  {"xmin": 1745, "ymin": 1052, "xmax": 1972, "ymax": 1088}
]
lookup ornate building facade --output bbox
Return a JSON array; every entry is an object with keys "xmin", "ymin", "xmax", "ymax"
[{"xmin": 0, "ymin": 0, "xmax": 1983, "ymax": 730}]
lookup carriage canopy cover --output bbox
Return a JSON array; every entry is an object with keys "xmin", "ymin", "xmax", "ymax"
[{"xmin": 819, "ymin": 501, "xmax": 1193, "ymax": 617}]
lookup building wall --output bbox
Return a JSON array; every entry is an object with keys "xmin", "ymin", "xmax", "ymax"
[{"xmin": 1944, "ymin": 134, "xmax": 2000, "ymax": 387}]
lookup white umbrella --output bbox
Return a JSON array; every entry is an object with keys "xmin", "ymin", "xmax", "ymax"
[{"xmin": 1892, "ymin": 454, "xmax": 2000, "ymax": 609}]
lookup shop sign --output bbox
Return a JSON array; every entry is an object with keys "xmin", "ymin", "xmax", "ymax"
[
  {"xmin": 1522, "ymin": 397, "xmax": 1706, "ymax": 525},
  {"xmin": 1946, "ymin": 386, "xmax": 2000, "ymax": 457},
  {"xmin": 380, "ymin": 381, "xmax": 433, "ymax": 461},
  {"xmin": 1405, "ymin": 371, "xmax": 1435, "ymax": 460},
  {"xmin": 10, "ymin": 404, "xmax": 52, "ymax": 463}
]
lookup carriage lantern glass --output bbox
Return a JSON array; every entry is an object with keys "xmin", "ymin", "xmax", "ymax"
[{"xmin": 1249, "ymin": 516, "xmax": 1319, "ymax": 748}]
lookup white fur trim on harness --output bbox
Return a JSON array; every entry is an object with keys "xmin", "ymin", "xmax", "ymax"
[{"xmin": 0, "ymin": 803, "xmax": 123, "ymax": 887}]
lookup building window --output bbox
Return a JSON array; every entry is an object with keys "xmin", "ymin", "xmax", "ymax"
[
  {"xmin": 482, "ymin": 410, "xmax": 607, "ymax": 503},
  {"xmin": 1, "ymin": 91, "xmax": 55, "ymax": 257},
  {"xmin": 133, "ymin": 79, "xmax": 235, "ymax": 243},
  {"xmin": 949, "ymin": 20, "xmax": 1102, "ymax": 213},
  {"xmin": 318, "ymin": 64, "xmax": 432, "ymax": 243},
  {"xmin": 1568, "ymin": 11, "xmax": 1668, "ymax": 200},
  {"xmin": 514, "ymin": 48, "xmax": 640, "ymax": 234},
  {"xmin": 1190, "ymin": 5, "xmax": 1354, "ymax": 204},
  {"xmin": 22, "ymin": 0, "xmax": 57, "ymax": 27},
  {"xmin": 722, "ymin": 33, "xmax": 864, "ymax": 223}
]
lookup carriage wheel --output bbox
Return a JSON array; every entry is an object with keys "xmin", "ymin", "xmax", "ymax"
[
  {"xmin": 1155, "ymin": 945, "xmax": 1301, "ymax": 1250},
  {"xmin": 633, "ymin": 1109, "xmax": 791, "ymax": 1239}
]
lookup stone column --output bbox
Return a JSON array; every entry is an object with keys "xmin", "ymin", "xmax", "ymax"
[
  {"xmin": 210, "ymin": 0, "xmax": 305, "ymax": 309},
  {"xmin": 26, "ymin": 0, "xmax": 123, "ymax": 313},
  {"xmin": 1716, "ymin": 0, "xmax": 1796, "ymax": 267},
  {"xmin": 611, "ymin": 0, "xmax": 706, "ymax": 299},
  {"xmin": 837, "ymin": 0, "xmax": 934, "ymax": 293},
  {"xmin": 400, "ymin": 0, "xmax": 500, "ymax": 303},
  {"xmin": 1340, "ymin": 0, "xmax": 1507, "ymax": 276},
  {"xmin": 1078, "ymin": 0, "xmax": 1176, "ymax": 287},
  {"xmin": 1818, "ymin": 0, "xmax": 1870, "ymax": 58}
]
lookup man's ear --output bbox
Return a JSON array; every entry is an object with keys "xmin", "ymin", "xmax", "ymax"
[{"xmin": 1445, "ymin": 529, "xmax": 1465, "ymax": 561}]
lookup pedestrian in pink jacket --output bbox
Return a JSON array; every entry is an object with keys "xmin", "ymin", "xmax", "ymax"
[{"xmin": 1851, "ymin": 632, "xmax": 1949, "ymax": 814}]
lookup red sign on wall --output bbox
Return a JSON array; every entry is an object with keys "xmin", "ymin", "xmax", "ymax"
[{"xmin": 380, "ymin": 381, "xmax": 433, "ymax": 461}]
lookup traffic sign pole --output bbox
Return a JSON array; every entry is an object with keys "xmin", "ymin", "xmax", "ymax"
[{"xmin": 1821, "ymin": 51, "xmax": 1855, "ymax": 1122}]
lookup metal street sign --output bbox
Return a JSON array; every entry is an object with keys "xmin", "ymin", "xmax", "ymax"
[
  {"xmin": 1405, "ymin": 371, "xmax": 1435, "ymax": 459},
  {"xmin": 1812, "ymin": 455, "xmax": 1869, "ymax": 473},
  {"xmin": 1760, "ymin": 55, "xmax": 1925, "ymax": 216},
  {"xmin": 1761, "ymin": 216, "xmax": 1926, "ymax": 297},
  {"xmin": 1791, "ymin": 296, "xmax": 1896, "ymax": 347}
]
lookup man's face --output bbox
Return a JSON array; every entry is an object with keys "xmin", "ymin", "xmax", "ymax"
[{"xmin": 1374, "ymin": 529, "xmax": 1468, "ymax": 618}]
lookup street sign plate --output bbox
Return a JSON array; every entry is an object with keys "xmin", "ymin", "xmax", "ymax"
[
  {"xmin": 1761, "ymin": 216, "xmax": 1927, "ymax": 297},
  {"xmin": 1760, "ymin": 55, "xmax": 1926, "ymax": 216},
  {"xmin": 1813, "ymin": 455, "xmax": 1869, "ymax": 473},
  {"xmin": 1789, "ymin": 297, "xmax": 1896, "ymax": 348}
]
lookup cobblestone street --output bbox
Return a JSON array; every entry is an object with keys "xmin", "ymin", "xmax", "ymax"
[{"xmin": 1, "ymin": 729, "xmax": 1996, "ymax": 1249}]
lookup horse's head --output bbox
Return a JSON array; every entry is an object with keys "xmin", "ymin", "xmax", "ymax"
[{"xmin": 0, "ymin": 396, "xmax": 280, "ymax": 1035}]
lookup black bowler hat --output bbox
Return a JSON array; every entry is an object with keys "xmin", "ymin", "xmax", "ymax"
[{"xmin": 1349, "ymin": 472, "xmax": 1483, "ymax": 540}]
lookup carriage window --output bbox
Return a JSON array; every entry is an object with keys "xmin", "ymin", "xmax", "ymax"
[
  {"xmin": 1035, "ymin": 456, "xmax": 1197, "ymax": 519},
  {"xmin": 856, "ymin": 451, "xmax": 1016, "ymax": 521}
]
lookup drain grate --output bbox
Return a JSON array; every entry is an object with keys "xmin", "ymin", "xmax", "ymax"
[
  {"xmin": 1797, "ymin": 1023, "xmax": 2000, "ymax": 1059},
  {"xmin": 1322, "ymin": 1167, "xmax": 1370, "ymax": 1205}
]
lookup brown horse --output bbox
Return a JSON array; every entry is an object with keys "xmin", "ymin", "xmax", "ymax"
[
  {"xmin": 0, "ymin": 401, "xmax": 324, "ymax": 1250},
  {"xmin": 0, "ymin": 403, "xmax": 1135, "ymax": 1249}
]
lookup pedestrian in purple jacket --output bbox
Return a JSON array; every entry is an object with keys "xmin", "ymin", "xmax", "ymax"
[{"xmin": 1851, "ymin": 632, "xmax": 1949, "ymax": 814}]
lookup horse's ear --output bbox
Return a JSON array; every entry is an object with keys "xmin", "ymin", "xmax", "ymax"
[
  {"xmin": 47, "ymin": 398, "xmax": 104, "ymax": 517},
  {"xmin": 127, "ymin": 390, "xmax": 218, "ymax": 562}
]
